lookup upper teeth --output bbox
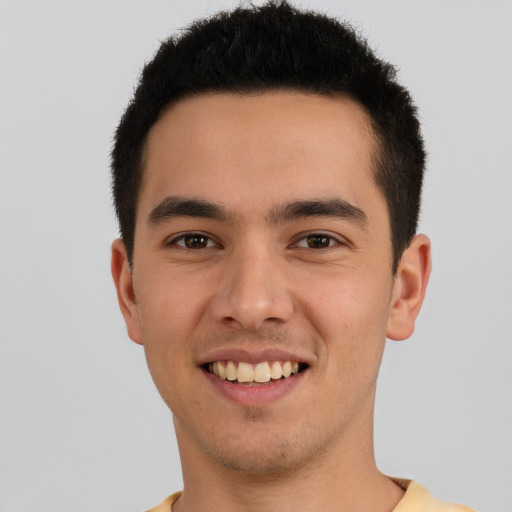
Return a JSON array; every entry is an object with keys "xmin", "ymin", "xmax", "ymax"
[{"xmin": 209, "ymin": 360, "xmax": 300, "ymax": 383}]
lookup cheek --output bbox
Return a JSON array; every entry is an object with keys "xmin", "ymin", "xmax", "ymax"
[
  {"xmin": 134, "ymin": 273, "xmax": 207, "ymax": 384},
  {"xmin": 137, "ymin": 268, "xmax": 210, "ymax": 335},
  {"xmin": 302, "ymin": 268, "xmax": 391, "ymax": 332},
  {"xmin": 299, "ymin": 268, "xmax": 392, "ymax": 372}
]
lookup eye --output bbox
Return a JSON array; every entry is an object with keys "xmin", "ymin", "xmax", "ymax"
[
  {"xmin": 169, "ymin": 233, "xmax": 217, "ymax": 249},
  {"xmin": 294, "ymin": 233, "xmax": 340, "ymax": 249}
]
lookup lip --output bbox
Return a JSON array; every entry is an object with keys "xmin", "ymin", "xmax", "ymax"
[
  {"xmin": 202, "ymin": 365, "xmax": 307, "ymax": 405},
  {"xmin": 198, "ymin": 347, "xmax": 312, "ymax": 366}
]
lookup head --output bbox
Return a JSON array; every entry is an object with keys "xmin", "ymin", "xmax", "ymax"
[
  {"xmin": 111, "ymin": 1, "xmax": 425, "ymax": 274},
  {"xmin": 110, "ymin": 1, "xmax": 431, "ymax": 479}
]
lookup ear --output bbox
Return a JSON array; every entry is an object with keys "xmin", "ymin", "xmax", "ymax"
[
  {"xmin": 111, "ymin": 238, "xmax": 143, "ymax": 345},
  {"xmin": 387, "ymin": 234, "xmax": 432, "ymax": 341}
]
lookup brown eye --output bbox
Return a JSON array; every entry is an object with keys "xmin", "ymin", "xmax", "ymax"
[
  {"xmin": 306, "ymin": 234, "xmax": 331, "ymax": 248},
  {"xmin": 170, "ymin": 233, "xmax": 216, "ymax": 249},
  {"xmin": 294, "ymin": 233, "xmax": 340, "ymax": 249},
  {"xmin": 183, "ymin": 234, "xmax": 209, "ymax": 248}
]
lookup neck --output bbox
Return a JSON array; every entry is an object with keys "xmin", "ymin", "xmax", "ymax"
[{"xmin": 172, "ymin": 398, "xmax": 404, "ymax": 512}]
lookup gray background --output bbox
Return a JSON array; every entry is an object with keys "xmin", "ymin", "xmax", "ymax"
[{"xmin": 0, "ymin": 1, "xmax": 511, "ymax": 511}]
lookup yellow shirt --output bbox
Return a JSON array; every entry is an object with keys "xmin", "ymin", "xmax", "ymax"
[
  {"xmin": 146, "ymin": 479, "xmax": 475, "ymax": 511},
  {"xmin": 392, "ymin": 479, "xmax": 475, "ymax": 511}
]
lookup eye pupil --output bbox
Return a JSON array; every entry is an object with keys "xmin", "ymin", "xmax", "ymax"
[
  {"xmin": 185, "ymin": 235, "xmax": 208, "ymax": 248},
  {"xmin": 307, "ymin": 235, "xmax": 330, "ymax": 248}
]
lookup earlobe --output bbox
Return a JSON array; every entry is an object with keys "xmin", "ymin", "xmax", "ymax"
[
  {"xmin": 386, "ymin": 234, "xmax": 432, "ymax": 341},
  {"xmin": 111, "ymin": 238, "xmax": 143, "ymax": 345}
]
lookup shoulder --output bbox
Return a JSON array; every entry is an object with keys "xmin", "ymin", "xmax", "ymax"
[
  {"xmin": 393, "ymin": 480, "xmax": 476, "ymax": 512},
  {"xmin": 145, "ymin": 491, "xmax": 182, "ymax": 512}
]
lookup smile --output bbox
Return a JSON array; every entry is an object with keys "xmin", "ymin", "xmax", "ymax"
[{"xmin": 204, "ymin": 360, "xmax": 308, "ymax": 384}]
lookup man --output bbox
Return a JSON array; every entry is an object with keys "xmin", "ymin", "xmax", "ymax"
[{"xmin": 110, "ymin": 2, "xmax": 474, "ymax": 511}]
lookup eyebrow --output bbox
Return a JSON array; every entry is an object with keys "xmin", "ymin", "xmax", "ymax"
[
  {"xmin": 147, "ymin": 196, "xmax": 232, "ymax": 226},
  {"xmin": 147, "ymin": 196, "xmax": 367, "ymax": 228},
  {"xmin": 267, "ymin": 199, "xmax": 368, "ymax": 228}
]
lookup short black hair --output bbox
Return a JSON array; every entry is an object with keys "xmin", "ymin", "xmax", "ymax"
[{"xmin": 111, "ymin": 1, "xmax": 425, "ymax": 272}]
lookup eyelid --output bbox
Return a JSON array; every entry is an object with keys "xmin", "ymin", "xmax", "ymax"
[
  {"xmin": 166, "ymin": 231, "xmax": 220, "ymax": 249},
  {"xmin": 291, "ymin": 231, "xmax": 346, "ymax": 249}
]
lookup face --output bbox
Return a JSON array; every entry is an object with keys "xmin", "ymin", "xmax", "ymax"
[{"xmin": 112, "ymin": 92, "xmax": 430, "ymax": 476}]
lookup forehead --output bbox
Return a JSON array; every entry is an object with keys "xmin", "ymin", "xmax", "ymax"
[{"xmin": 140, "ymin": 91, "xmax": 382, "ymax": 222}]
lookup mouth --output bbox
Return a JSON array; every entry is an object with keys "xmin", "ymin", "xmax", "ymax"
[{"xmin": 202, "ymin": 360, "xmax": 308, "ymax": 385}]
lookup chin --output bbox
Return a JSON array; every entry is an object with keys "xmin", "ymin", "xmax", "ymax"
[
  {"xmin": 213, "ymin": 448, "xmax": 310, "ymax": 476},
  {"xmin": 198, "ymin": 422, "xmax": 330, "ymax": 476}
]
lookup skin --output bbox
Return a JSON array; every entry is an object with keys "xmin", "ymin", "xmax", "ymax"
[{"xmin": 112, "ymin": 92, "xmax": 431, "ymax": 512}]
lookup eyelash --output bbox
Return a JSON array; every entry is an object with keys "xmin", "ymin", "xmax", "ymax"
[
  {"xmin": 167, "ymin": 232, "xmax": 343, "ymax": 250},
  {"xmin": 167, "ymin": 232, "xmax": 220, "ymax": 249},
  {"xmin": 292, "ymin": 233, "xmax": 343, "ymax": 249}
]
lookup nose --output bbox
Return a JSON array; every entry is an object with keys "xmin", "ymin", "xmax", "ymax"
[{"xmin": 210, "ymin": 247, "xmax": 294, "ymax": 331}]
